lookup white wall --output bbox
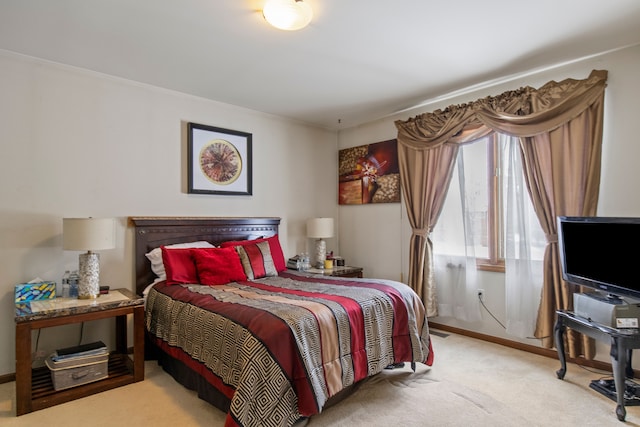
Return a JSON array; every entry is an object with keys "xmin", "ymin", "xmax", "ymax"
[
  {"xmin": 335, "ymin": 121, "xmax": 406, "ymax": 282},
  {"xmin": 338, "ymin": 44, "xmax": 640, "ymax": 364},
  {"xmin": 0, "ymin": 51, "xmax": 338, "ymax": 376},
  {"xmin": 3, "ymin": 44, "xmax": 638, "ymax": 377}
]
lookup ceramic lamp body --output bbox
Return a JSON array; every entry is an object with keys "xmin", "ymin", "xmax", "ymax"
[
  {"xmin": 314, "ymin": 239, "xmax": 327, "ymax": 269},
  {"xmin": 78, "ymin": 252, "xmax": 100, "ymax": 299}
]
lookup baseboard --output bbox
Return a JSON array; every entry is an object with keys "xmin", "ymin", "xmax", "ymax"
[
  {"xmin": 0, "ymin": 372, "xmax": 15, "ymax": 384},
  {"xmin": 0, "ymin": 329, "xmax": 626, "ymax": 385},
  {"xmin": 428, "ymin": 321, "xmax": 623, "ymax": 375}
]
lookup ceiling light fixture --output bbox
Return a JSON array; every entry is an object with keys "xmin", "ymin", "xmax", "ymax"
[{"xmin": 263, "ymin": 0, "xmax": 313, "ymax": 31}]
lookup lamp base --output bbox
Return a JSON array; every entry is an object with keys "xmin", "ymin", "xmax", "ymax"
[
  {"xmin": 314, "ymin": 238, "xmax": 327, "ymax": 269},
  {"xmin": 78, "ymin": 252, "xmax": 100, "ymax": 299}
]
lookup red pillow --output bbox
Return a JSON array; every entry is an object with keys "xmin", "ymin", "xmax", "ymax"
[
  {"xmin": 221, "ymin": 234, "xmax": 286, "ymax": 272},
  {"xmin": 192, "ymin": 247, "xmax": 247, "ymax": 286},
  {"xmin": 161, "ymin": 247, "xmax": 199, "ymax": 285}
]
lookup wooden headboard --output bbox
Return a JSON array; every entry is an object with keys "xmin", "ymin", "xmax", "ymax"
[{"xmin": 129, "ymin": 216, "xmax": 281, "ymax": 296}]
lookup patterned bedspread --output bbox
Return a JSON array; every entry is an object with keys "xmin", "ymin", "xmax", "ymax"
[{"xmin": 145, "ymin": 271, "xmax": 433, "ymax": 427}]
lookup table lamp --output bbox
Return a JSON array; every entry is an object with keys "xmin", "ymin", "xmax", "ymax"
[
  {"xmin": 63, "ymin": 217, "xmax": 116, "ymax": 299},
  {"xmin": 307, "ymin": 217, "xmax": 334, "ymax": 269}
]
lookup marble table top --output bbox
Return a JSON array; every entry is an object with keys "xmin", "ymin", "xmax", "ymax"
[{"xmin": 15, "ymin": 288, "xmax": 144, "ymax": 322}]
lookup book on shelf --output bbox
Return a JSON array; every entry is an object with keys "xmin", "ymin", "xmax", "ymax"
[{"xmin": 52, "ymin": 340, "xmax": 108, "ymax": 361}]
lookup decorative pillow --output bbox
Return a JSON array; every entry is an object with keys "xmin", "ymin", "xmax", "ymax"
[
  {"xmin": 145, "ymin": 241, "xmax": 215, "ymax": 280},
  {"xmin": 161, "ymin": 247, "xmax": 200, "ymax": 285},
  {"xmin": 192, "ymin": 247, "xmax": 247, "ymax": 286},
  {"xmin": 235, "ymin": 240, "xmax": 278, "ymax": 280},
  {"xmin": 221, "ymin": 234, "xmax": 286, "ymax": 272}
]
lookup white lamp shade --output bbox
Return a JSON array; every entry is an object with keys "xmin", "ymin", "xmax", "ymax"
[
  {"xmin": 263, "ymin": 0, "xmax": 313, "ymax": 31},
  {"xmin": 63, "ymin": 218, "xmax": 116, "ymax": 251},
  {"xmin": 307, "ymin": 218, "xmax": 334, "ymax": 239}
]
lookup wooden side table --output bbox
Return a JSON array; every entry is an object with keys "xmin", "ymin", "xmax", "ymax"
[
  {"xmin": 322, "ymin": 266, "xmax": 363, "ymax": 278},
  {"xmin": 14, "ymin": 288, "xmax": 145, "ymax": 415}
]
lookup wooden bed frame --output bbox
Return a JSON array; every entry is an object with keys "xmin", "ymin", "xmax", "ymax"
[
  {"xmin": 128, "ymin": 216, "xmax": 400, "ymax": 423},
  {"xmin": 129, "ymin": 216, "xmax": 280, "ymax": 296},
  {"xmin": 129, "ymin": 216, "xmax": 287, "ymax": 415}
]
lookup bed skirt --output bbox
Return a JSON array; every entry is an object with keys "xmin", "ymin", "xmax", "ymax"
[
  {"xmin": 154, "ymin": 340, "xmax": 231, "ymax": 413},
  {"xmin": 151, "ymin": 333, "xmax": 362, "ymax": 425}
]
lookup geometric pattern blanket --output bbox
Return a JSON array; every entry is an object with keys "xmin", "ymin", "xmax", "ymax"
[{"xmin": 145, "ymin": 271, "xmax": 433, "ymax": 427}]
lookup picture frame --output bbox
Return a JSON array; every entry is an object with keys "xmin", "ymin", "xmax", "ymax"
[
  {"xmin": 187, "ymin": 122, "xmax": 252, "ymax": 195},
  {"xmin": 338, "ymin": 139, "xmax": 400, "ymax": 205}
]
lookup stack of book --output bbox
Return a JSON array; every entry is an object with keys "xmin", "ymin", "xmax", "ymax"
[
  {"xmin": 51, "ymin": 341, "xmax": 108, "ymax": 361},
  {"xmin": 46, "ymin": 341, "xmax": 109, "ymax": 390}
]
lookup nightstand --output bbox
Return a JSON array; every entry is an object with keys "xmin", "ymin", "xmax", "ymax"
[
  {"xmin": 14, "ymin": 288, "xmax": 145, "ymax": 415},
  {"xmin": 322, "ymin": 266, "xmax": 363, "ymax": 278}
]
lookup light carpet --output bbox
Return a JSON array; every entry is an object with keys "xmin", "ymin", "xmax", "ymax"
[
  {"xmin": 306, "ymin": 363, "xmax": 526, "ymax": 426},
  {"xmin": 1, "ymin": 331, "xmax": 639, "ymax": 426}
]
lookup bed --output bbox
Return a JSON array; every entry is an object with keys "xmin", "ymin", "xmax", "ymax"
[{"xmin": 131, "ymin": 216, "xmax": 433, "ymax": 427}]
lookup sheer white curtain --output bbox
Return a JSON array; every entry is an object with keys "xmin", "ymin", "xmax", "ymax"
[
  {"xmin": 501, "ymin": 134, "xmax": 546, "ymax": 338},
  {"xmin": 432, "ymin": 143, "xmax": 481, "ymax": 322},
  {"xmin": 433, "ymin": 134, "xmax": 544, "ymax": 329}
]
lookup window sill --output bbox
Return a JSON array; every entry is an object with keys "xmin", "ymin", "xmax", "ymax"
[{"xmin": 476, "ymin": 259, "xmax": 505, "ymax": 273}]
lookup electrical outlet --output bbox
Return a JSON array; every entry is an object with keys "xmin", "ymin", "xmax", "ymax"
[{"xmin": 477, "ymin": 289, "xmax": 484, "ymax": 299}]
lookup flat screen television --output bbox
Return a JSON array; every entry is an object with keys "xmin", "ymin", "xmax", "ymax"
[{"xmin": 557, "ymin": 216, "xmax": 640, "ymax": 301}]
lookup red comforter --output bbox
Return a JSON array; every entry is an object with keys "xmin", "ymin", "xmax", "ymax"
[{"xmin": 145, "ymin": 271, "xmax": 433, "ymax": 427}]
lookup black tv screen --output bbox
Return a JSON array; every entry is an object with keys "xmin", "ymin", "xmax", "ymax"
[{"xmin": 557, "ymin": 216, "xmax": 640, "ymax": 301}]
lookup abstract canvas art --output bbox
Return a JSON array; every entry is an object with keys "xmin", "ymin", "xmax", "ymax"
[{"xmin": 338, "ymin": 139, "xmax": 400, "ymax": 205}]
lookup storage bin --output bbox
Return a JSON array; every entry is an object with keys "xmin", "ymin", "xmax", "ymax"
[{"xmin": 45, "ymin": 353, "xmax": 108, "ymax": 391}]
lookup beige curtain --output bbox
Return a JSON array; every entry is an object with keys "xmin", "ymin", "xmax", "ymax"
[
  {"xmin": 395, "ymin": 70, "xmax": 607, "ymax": 356},
  {"xmin": 397, "ymin": 143, "xmax": 458, "ymax": 316}
]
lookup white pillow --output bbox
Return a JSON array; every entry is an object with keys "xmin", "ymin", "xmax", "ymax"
[{"xmin": 145, "ymin": 241, "xmax": 215, "ymax": 280}]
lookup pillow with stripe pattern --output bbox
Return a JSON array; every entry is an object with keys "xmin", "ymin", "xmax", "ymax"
[
  {"xmin": 235, "ymin": 240, "xmax": 278, "ymax": 280},
  {"xmin": 221, "ymin": 234, "xmax": 286, "ymax": 272}
]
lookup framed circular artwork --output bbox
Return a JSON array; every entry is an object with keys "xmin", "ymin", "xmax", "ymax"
[
  {"xmin": 199, "ymin": 139, "xmax": 242, "ymax": 185},
  {"xmin": 187, "ymin": 122, "xmax": 253, "ymax": 195}
]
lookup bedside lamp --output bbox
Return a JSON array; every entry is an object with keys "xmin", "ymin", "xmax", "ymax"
[
  {"xmin": 307, "ymin": 217, "xmax": 334, "ymax": 269},
  {"xmin": 63, "ymin": 218, "xmax": 116, "ymax": 299}
]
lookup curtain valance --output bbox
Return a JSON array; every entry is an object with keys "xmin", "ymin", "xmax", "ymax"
[{"xmin": 395, "ymin": 69, "xmax": 608, "ymax": 148}]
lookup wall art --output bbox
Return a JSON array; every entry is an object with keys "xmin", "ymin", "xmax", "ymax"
[
  {"xmin": 338, "ymin": 139, "xmax": 400, "ymax": 205},
  {"xmin": 187, "ymin": 122, "xmax": 252, "ymax": 195}
]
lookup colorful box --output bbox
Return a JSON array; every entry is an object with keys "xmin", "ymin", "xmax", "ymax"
[{"xmin": 14, "ymin": 281, "xmax": 56, "ymax": 303}]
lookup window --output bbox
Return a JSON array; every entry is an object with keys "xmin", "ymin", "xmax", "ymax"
[{"xmin": 432, "ymin": 133, "xmax": 544, "ymax": 272}]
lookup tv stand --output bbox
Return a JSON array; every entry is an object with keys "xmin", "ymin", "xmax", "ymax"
[{"xmin": 555, "ymin": 310, "xmax": 640, "ymax": 421}]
